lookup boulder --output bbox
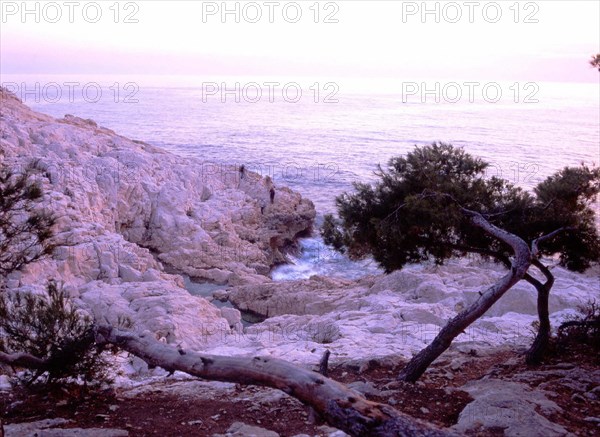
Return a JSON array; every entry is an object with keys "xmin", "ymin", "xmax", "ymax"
[
  {"xmin": 453, "ymin": 379, "xmax": 571, "ymax": 437},
  {"xmin": 220, "ymin": 307, "xmax": 242, "ymax": 329}
]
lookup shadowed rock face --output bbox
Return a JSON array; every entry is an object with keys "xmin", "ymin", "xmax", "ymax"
[{"xmin": 0, "ymin": 87, "xmax": 314, "ymax": 349}]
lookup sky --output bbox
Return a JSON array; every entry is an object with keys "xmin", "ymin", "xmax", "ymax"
[{"xmin": 1, "ymin": 1, "xmax": 599, "ymax": 83}]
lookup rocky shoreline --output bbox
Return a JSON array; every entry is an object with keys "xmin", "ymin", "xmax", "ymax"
[
  {"xmin": 1, "ymin": 87, "xmax": 315, "ymax": 349},
  {"xmin": 1, "ymin": 87, "xmax": 599, "ymax": 436}
]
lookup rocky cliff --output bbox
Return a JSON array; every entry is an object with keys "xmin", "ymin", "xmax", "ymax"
[{"xmin": 0, "ymin": 87, "xmax": 315, "ymax": 349}]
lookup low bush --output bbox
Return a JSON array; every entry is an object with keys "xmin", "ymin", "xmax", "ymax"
[{"xmin": 0, "ymin": 281, "xmax": 113, "ymax": 387}]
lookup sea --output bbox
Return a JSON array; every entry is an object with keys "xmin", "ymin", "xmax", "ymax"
[{"xmin": 2, "ymin": 75, "xmax": 598, "ymax": 281}]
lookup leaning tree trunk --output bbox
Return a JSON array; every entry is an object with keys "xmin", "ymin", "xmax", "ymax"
[
  {"xmin": 525, "ymin": 260, "xmax": 555, "ymax": 364},
  {"xmin": 523, "ymin": 228, "xmax": 569, "ymax": 364},
  {"xmin": 398, "ymin": 212, "xmax": 531, "ymax": 382},
  {"xmin": 95, "ymin": 326, "xmax": 454, "ymax": 437}
]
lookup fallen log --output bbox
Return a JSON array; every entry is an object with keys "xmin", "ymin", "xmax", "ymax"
[{"xmin": 96, "ymin": 326, "xmax": 454, "ymax": 437}]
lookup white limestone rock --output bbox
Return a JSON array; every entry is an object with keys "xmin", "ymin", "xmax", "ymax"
[
  {"xmin": 79, "ymin": 280, "xmax": 229, "ymax": 350},
  {"xmin": 216, "ymin": 261, "xmax": 599, "ymax": 367},
  {"xmin": 3, "ymin": 418, "xmax": 129, "ymax": 437},
  {"xmin": 211, "ymin": 421, "xmax": 279, "ymax": 437},
  {"xmin": 220, "ymin": 307, "xmax": 242, "ymax": 329},
  {"xmin": 0, "ymin": 87, "xmax": 314, "ymax": 351},
  {"xmin": 452, "ymin": 379, "xmax": 572, "ymax": 437}
]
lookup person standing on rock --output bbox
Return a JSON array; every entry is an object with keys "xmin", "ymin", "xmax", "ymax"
[
  {"xmin": 259, "ymin": 197, "xmax": 267, "ymax": 214},
  {"xmin": 265, "ymin": 175, "xmax": 275, "ymax": 205},
  {"xmin": 270, "ymin": 187, "xmax": 275, "ymax": 204},
  {"xmin": 238, "ymin": 164, "xmax": 246, "ymax": 188}
]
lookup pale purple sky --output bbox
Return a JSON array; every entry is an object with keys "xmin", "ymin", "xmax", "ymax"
[{"xmin": 1, "ymin": 1, "xmax": 599, "ymax": 83}]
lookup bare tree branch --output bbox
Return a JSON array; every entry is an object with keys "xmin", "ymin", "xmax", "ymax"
[
  {"xmin": 532, "ymin": 227, "xmax": 574, "ymax": 258},
  {"xmin": 0, "ymin": 351, "xmax": 48, "ymax": 369}
]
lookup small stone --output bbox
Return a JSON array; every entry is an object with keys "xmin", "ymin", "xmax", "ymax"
[
  {"xmin": 548, "ymin": 363, "xmax": 575, "ymax": 370},
  {"xmin": 388, "ymin": 398, "xmax": 398, "ymax": 405},
  {"xmin": 348, "ymin": 381, "xmax": 382, "ymax": 397},
  {"xmin": 224, "ymin": 422, "xmax": 279, "ymax": 437},
  {"xmin": 317, "ymin": 425, "xmax": 349, "ymax": 436},
  {"xmin": 585, "ymin": 387, "xmax": 600, "ymax": 400},
  {"xmin": 420, "ymin": 407, "xmax": 430, "ymax": 414},
  {"xmin": 210, "ymin": 414, "xmax": 220, "ymax": 421}
]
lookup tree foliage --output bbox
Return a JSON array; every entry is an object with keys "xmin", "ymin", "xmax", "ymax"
[
  {"xmin": 0, "ymin": 281, "xmax": 112, "ymax": 386},
  {"xmin": 528, "ymin": 166, "xmax": 600, "ymax": 270},
  {"xmin": 557, "ymin": 299, "xmax": 600, "ymax": 355},
  {"xmin": 0, "ymin": 162, "xmax": 111, "ymax": 387},
  {"xmin": 0, "ymin": 162, "xmax": 55, "ymax": 280},
  {"xmin": 590, "ymin": 53, "xmax": 600, "ymax": 71},
  {"xmin": 323, "ymin": 143, "xmax": 600, "ymax": 273}
]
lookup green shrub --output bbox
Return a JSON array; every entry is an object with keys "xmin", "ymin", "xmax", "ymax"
[
  {"xmin": 0, "ymin": 281, "xmax": 112, "ymax": 387},
  {"xmin": 557, "ymin": 299, "xmax": 600, "ymax": 354},
  {"xmin": 0, "ymin": 162, "xmax": 56, "ymax": 278},
  {"xmin": 321, "ymin": 214, "xmax": 346, "ymax": 253}
]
